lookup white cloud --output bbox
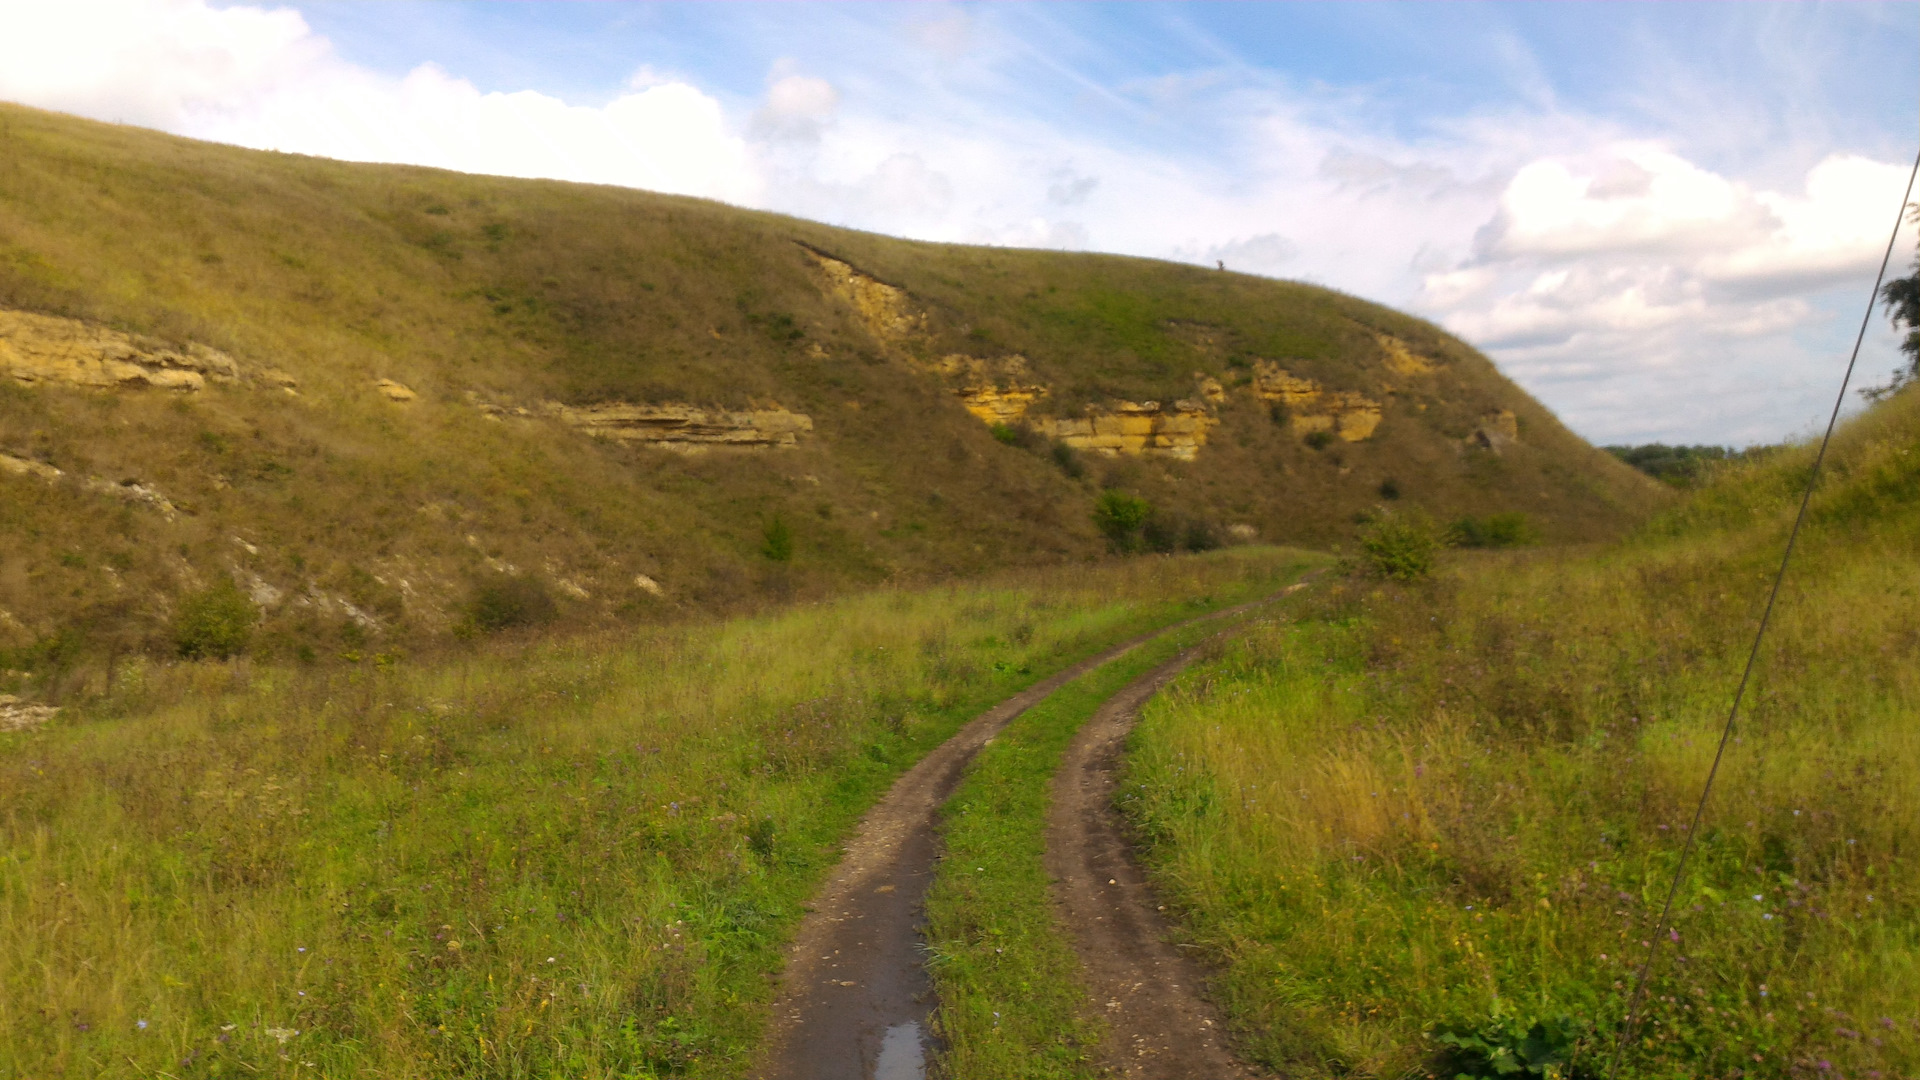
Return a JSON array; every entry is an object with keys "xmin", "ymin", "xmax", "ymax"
[{"xmin": 0, "ymin": 0, "xmax": 1910, "ymax": 445}]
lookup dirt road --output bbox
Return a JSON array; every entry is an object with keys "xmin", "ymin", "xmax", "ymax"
[
  {"xmin": 752, "ymin": 591, "xmax": 1293, "ymax": 1080},
  {"xmin": 750, "ymin": 629, "xmax": 1162, "ymax": 1079},
  {"xmin": 1044, "ymin": 642, "xmax": 1263, "ymax": 1079}
]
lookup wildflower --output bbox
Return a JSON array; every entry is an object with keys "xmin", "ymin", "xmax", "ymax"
[{"xmin": 136, "ymin": 1019, "xmax": 148, "ymax": 1031}]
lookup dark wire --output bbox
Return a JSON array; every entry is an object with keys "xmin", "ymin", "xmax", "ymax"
[{"xmin": 1603, "ymin": 142, "xmax": 1920, "ymax": 1079}]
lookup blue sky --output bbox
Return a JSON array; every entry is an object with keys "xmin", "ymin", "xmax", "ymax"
[{"xmin": 2, "ymin": 2, "xmax": 1916, "ymax": 444}]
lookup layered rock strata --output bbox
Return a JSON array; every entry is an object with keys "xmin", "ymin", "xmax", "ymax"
[
  {"xmin": 551, "ymin": 402, "xmax": 813, "ymax": 450},
  {"xmin": 1, "ymin": 308, "xmax": 240, "ymax": 391},
  {"xmin": 1252, "ymin": 361, "xmax": 1382, "ymax": 442}
]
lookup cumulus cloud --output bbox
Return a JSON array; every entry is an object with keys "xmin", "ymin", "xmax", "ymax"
[
  {"xmin": 0, "ymin": 0, "xmax": 761, "ymax": 202},
  {"xmin": 0, "ymin": 0, "xmax": 1910, "ymax": 444},
  {"xmin": 1418, "ymin": 144, "xmax": 1913, "ymax": 441}
]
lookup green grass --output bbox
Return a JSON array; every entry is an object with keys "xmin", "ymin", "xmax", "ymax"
[
  {"xmin": 0, "ymin": 549, "xmax": 1300, "ymax": 1079},
  {"xmin": 1119, "ymin": 389, "xmax": 1920, "ymax": 1077},
  {"xmin": 922, "ymin": 553, "xmax": 1320, "ymax": 1079}
]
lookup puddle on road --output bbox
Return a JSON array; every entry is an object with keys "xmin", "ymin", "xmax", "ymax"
[{"xmin": 873, "ymin": 1021, "xmax": 926, "ymax": 1080}]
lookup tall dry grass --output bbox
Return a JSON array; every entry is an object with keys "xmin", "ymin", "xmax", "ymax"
[
  {"xmin": 1122, "ymin": 392, "xmax": 1920, "ymax": 1077},
  {"xmin": 0, "ymin": 549, "xmax": 1298, "ymax": 1078}
]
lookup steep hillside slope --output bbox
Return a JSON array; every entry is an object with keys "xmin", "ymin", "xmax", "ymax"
[{"xmin": 0, "ymin": 102, "xmax": 1660, "ymax": 663}]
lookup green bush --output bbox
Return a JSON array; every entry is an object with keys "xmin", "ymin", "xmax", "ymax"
[
  {"xmin": 1358, "ymin": 511, "xmax": 1440, "ymax": 580},
  {"xmin": 1448, "ymin": 511, "xmax": 1536, "ymax": 548},
  {"xmin": 761, "ymin": 516, "xmax": 794, "ymax": 562},
  {"xmin": 173, "ymin": 580, "xmax": 258, "ymax": 659},
  {"xmin": 1092, "ymin": 490, "xmax": 1153, "ymax": 553},
  {"xmin": 463, "ymin": 576, "xmax": 556, "ymax": 634},
  {"xmin": 1183, "ymin": 519, "xmax": 1220, "ymax": 552},
  {"xmin": 1142, "ymin": 513, "xmax": 1181, "ymax": 554},
  {"xmin": 988, "ymin": 423, "xmax": 1022, "ymax": 445},
  {"xmin": 1304, "ymin": 429, "xmax": 1336, "ymax": 450},
  {"xmin": 1050, "ymin": 442, "xmax": 1085, "ymax": 479}
]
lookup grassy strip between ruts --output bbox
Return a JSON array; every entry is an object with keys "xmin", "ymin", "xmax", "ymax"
[
  {"xmin": 923, "ymin": 556, "xmax": 1315, "ymax": 1080},
  {"xmin": 0, "ymin": 551, "xmax": 1303, "ymax": 1080}
]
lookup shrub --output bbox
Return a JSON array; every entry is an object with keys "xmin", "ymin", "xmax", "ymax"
[
  {"xmin": 1092, "ymin": 490, "xmax": 1153, "ymax": 553},
  {"xmin": 1378, "ymin": 477, "xmax": 1401, "ymax": 500},
  {"xmin": 1304, "ymin": 429, "xmax": 1335, "ymax": 450},
  {"xmin": 1358, "ymin": 511, "xmax": 1440, "ymax": 580},
  {"xmin": 1449, "ymin": 511, "xmax": 1536, "ymax": 548},
  {"xmin": 988, "ymin": 423, "xmax": 1022, "ymax": 445},
  {"xmin": 463, "ymin": 576, "xmax": 556, "ymax": 634},
  {"xmin": 1051, "ymin": 442, "xmax": 1085, "ymax": 479},
  {"xmin": 761, "ymin": 516, "xmax": 794, "ymax": 562},
  {"xmin": 1183, "ymin": 519, "xmax": 1220, "ymax": 552},
  {"xmin": 174, "ymin": 580, "xmax": 258, "ymax": 659},
  {"xmin": 1142, "ymin": 513, "xmax": 1180, "ymax": 554}
]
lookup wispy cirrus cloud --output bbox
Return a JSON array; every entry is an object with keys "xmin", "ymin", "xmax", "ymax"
[{"xmin": 0, "ymin": 0, "xmax": 1912, "ymax": 445}]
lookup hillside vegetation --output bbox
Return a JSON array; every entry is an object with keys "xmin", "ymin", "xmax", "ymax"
[
  {"xmin": 0, "ymin": 549, "xmax": 1303, "ymax": 1078},
  {"xmin": 1122, "ymin": 387, "xmax": 1920, "ymax": 1076},
  {"xmin": 0, "ymin": 102, "xmax": 1658, "ymax": 674}
]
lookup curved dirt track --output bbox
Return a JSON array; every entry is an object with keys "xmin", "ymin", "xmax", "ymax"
[
  {"xmin": 751, "ymin": 595, "xmax": 1287, "ymax": 1080},
  {"xmin": 1045, "ymin": 636, "xmax": 1276, "ymax": 1079}
]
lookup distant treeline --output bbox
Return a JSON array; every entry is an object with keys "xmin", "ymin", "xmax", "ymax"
[{"xmin": 1604, "ymin": 442, "xmax": 1779, "ymax": 487}]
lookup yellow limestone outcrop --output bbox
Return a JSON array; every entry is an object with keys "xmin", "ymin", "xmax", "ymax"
[
  {"xmin": 932, "ymin": 354, "xmax": 1050, "ymax": 425},
  {"xmin": 551, "ymin": 402, "xmax": 813, "ymax": 451},
  {"xmin": 1252, "ymin": 361, "xmax": 1382, "ymax": 442},
  {"xmin": 1377, "ymin": 333, "xmax": 1438, "ymax": 376},
  {"xmin": 1033, "ymin": 400, "xmax": 1220, "ymax": 462},
  {"xmin": 802, "ymin": 249, "xmax": 1227, "ymax": 459},
  {"xmin": 803, "ymin": 249, "xmax": 925, "ymax": 342},
  {"xmin": 1, "ymin": 308, "xmax": 239, "ymax": 391}
]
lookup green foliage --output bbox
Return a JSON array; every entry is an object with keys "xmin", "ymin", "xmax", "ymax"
[
  {"xmin": 461, "ymin": 575, "xmax": 556, "ymax": 634},
  {"xmin": 1605, "ymin": 443, "xmax": 1736, "ymax": 487},
  {"xmin": 1183, "ymin": 519, "xmax": 1220, "ymax": 552},
  {"xmin": 761, "ymin": 515, "xmax": 795, "ymax": 562},
  {"xmin": 1448, "ymin": 511, "xmax": 1536, "ymax": 548},
  {"xmin": 1092, "ymin": 490, "xmax": 1154, "ymax": 553},
  {"xmin": 988, "ymin": 422, "xmax": 1023, "ymax": 445},
  {"xmin": 172, "ymin": 580, "xmax": 258, "ymax": 659},
  {"xmin": 1359, "ymin": 511, "xmax": 1440, "ymax": 579},
  {"xmin": 1433, "ymin": 1016, "xmax": 1588, "ymax": 1079},
  {"xmin": 1304, "ymin": 429, "xmax": 1336, "ymax": 450}
]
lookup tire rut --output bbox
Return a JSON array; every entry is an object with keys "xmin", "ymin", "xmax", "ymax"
[
  {"xmin": 751, "ymin": 596, "xmax": 1282, "ymax": 1080},
  {"xmin": 1043, "ymin": 586, "xmax": 1308, "ymax": 1079}
]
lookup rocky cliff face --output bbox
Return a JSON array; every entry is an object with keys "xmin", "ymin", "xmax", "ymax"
[
  {"xmin": 798, "ymin": 248, "xmax": 1449, "ymax": 458},
  {"xmin": 1252, "ymin": 361, "xmax": 1383, "ymax": 442},
  {"xmin": 1, "ymin": 308, "xmax": 241, "ymax": 391},
  {"xmin": 551, "ymin": 402, "xmax": 814, "ymax": 450}
]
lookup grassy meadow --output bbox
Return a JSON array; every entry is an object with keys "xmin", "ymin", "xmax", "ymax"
[
  {"xmin": 1121, "ymin": 390, "xmax": 1920, "ymax": 1077},
  {"xmin": 0, "ymin": 548, "xmax": 1301, "ymax": 1079}
]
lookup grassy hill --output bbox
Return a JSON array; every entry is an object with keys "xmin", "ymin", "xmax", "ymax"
[{"xmin": 0, "ymin": 102, "xmax": 1659, "ymax": 673}]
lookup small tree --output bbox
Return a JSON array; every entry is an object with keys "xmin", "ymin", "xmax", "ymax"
[
  {"xmin": 174, "ymin": 580, "xmax": 258, "ymax": 659},
  {"xmin": 1092, "ymin": 490, "xmax": 1153, "ymax": 553},
  {"xmin": 1359, "ymin": 511, "xmax": 1440, "ymax": 581},
  {"xmin": 1875, "ymin": 245, "xmax": 1920, "ymax": 397}
]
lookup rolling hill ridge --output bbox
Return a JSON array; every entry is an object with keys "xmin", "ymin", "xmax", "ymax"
[{"xmin": 0, "ymin": 102, "xmax": 1661, "ymax": 667}]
